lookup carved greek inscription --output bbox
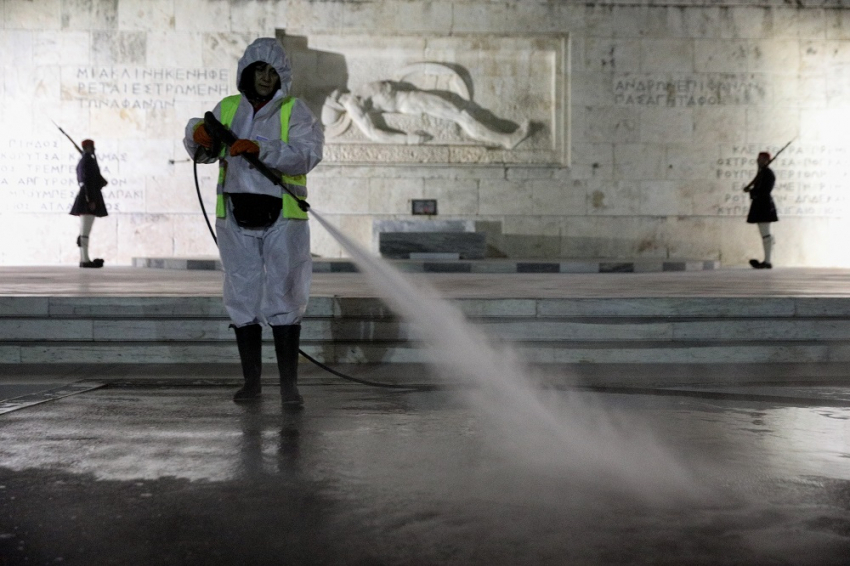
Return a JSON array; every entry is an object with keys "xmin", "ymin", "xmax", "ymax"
[
  {"xmin": 1, "ymin": 139, "xmax": 139, "ymax": 213},
  {"xmin": 67, "ymin": 67, "xmax": 230, "ymax": 109},
  {"xmin": 715, "ymin": 144, "xmax": 850, "ymax": 217},
  {"xmin": 613, "ymin": 74, "xmax": 766, "ymax": 107}
]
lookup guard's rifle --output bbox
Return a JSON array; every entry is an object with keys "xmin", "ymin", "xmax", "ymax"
[
  {"xmin": 202, "ymin": 112, "xmax": 310, "ymax": 212},
  {"xmin": 51, "ymin": 120, "xmax": 83, "ymax": 155},
  {"xmin": 742, "ymin": 138, "xmax": 795, "ymax": 193}
]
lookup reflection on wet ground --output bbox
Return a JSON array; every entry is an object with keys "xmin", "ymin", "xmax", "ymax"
[{"xmin": 0, "ymin": 381, "xmax": 849, "ymax": 565}]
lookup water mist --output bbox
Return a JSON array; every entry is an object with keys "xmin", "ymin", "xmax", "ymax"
[{"xmin": 311, "ymin": 210, "xmax": 699, "ymax": 500}]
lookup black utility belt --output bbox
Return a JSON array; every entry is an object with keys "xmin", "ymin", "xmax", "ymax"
[{"xmin": 227, "ymin": 193, "xmax": 283, "ymax": 229}]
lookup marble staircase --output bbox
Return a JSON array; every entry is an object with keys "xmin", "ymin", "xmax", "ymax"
[{"xmin": 2, "ymin": 294, "xmax": 850, "ymax": 365}]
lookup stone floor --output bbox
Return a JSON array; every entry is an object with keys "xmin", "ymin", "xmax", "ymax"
[
  {"xmin": 3, "ymin": 264, "xmax": 850, "ymax": 298},
  {"xmin": 0, "ymin": 370, "xmax": 849, "ymax": 565},
  {"xmin": 1, "ymin": 266, "xmax": 850, "ymax": 564}
]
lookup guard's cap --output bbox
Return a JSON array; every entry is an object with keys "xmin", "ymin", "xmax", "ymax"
[{"xmin": 81, "ymin": 139, "xmax": 95, "ymax": 148}]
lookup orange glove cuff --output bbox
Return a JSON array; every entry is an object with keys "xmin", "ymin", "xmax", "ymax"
[
  {"xmin": 192, "ymin": 124, "xmax": 213, "ymax": 149},
  {"xmin": 230, "ymin": 139, "xmax": 260, "ymax": 157}
]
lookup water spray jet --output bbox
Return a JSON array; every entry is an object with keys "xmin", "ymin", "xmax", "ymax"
[
  {"xmin": 309, "ymin": 211, "xmax": 700, "ymax": 500},
  {"xmin": 190, "ymin": 114, "xmax": 700, "ymax": 499}
]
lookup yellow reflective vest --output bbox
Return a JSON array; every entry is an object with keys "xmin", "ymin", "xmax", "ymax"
[{"xmin": 216, "ymin": 94, "xmax": 308, "ymax": 220}]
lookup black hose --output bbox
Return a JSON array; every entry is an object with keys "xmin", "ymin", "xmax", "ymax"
[
  {"xmin": 194, "ymin": 148, "xmax": 217, "ymax": 245},
  {"xmin": 297, "ymin": 350, "xmax": 439, "ymax": 392}
]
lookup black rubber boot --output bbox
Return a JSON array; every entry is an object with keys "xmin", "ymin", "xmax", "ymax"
[
  {"xmin": 272, "ymin": 324, "xmax": 304, "ymax": 409},
  {"xmin": 232, "ymin": 324, "xmax": 263, "ymax": 403}
]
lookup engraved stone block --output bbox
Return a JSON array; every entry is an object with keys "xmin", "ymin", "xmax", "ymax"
[
  {"xmin": 6, "ymin": 0, "xmax": 61, "ymax": 30},
  {"xmin": 640, "ymin": 40, "xmax": 695, "ymax": 73},
  {"xmin": 117, "ymin": 0, "xmax": 175, "ymax": 32},
  {"xmin": 694, "ymin": 40, "xmax": 749, "ymax": 73},
  {"xmin": 379, "ymin": 232, "xmax": 487, "ymax": 259},
  {"xmin": 175, "ymin": 1, "xmax": 230, "ymax": 33}
]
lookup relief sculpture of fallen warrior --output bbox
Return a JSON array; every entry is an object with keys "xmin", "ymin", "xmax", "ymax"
[{"xmin": 321, "ymin": 63, "xmax": 532, "ymax": 150}]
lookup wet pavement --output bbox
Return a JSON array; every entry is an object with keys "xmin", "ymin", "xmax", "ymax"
[
  {"xmin": 1, "ymin": 365, "xmax": 850, "ymax": 565},
  {"xmin": 2, "ymin": 266, "xmax": 850, "ymax": 563}
]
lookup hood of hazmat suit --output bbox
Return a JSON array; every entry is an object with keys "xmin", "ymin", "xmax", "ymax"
[
  {"xmin": 236, "ymin": 37, "xmax": 293, "ymax": 100},
  {"xmin": 183, "ymin": 38, "xmax": 323, "ymax": 200}
]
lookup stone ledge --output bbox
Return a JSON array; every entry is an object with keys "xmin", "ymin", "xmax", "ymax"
[
  {"xmin": 133, "ymin": 257, "xmax": 721, "ymax": 273},
  {"xmin": 378, "ymin": 232, "xmax": 488, "ymax": 260},
  {"xmin": 4, "ymin": 341, "xmax": 849, "ymax": 365}
]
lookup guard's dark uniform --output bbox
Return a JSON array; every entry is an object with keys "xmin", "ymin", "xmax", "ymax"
[
  {"xmin": 746, "ymin": 166, "xmax": 778, "ymax": 224},
  {"xmin": 69, "ymin": 152, "xmax": 108, "ymax": 217}
]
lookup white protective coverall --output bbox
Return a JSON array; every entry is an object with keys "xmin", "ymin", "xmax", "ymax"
[{"xmin": 183, "ymin": 38, "xmax": 324, "ymax": 328}]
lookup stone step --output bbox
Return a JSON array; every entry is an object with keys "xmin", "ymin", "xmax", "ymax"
[
  {"xmin": 6, "ymin": 296, "xmax": 850, "ymax": 319},
  {"xmin": 3, "ymin": 340, "xmax": 849, "ymax": 365},
  {"xmin": 4, "ymin": 317, "xmax": 850, "ymax": 343},
  {"xmin": 3, "ymin": 294, "xmax": 850, "ymax": 365},
  {"xmin": 133, "ymin": 256, "xmax": 721, "ymax": 274}
]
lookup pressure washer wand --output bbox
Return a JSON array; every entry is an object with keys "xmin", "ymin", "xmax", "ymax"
[
  {"xmin": 203, "ymin": 112, "xmax": 310, "ymax": 212},
  {"xmin": 51, "ymin": 120, "xmax": 83, "ymax": 155}
]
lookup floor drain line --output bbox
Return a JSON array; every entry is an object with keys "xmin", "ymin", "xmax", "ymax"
[{"xmin": 0, "ymin": 382, "xmax": 106, "ymax": 415}]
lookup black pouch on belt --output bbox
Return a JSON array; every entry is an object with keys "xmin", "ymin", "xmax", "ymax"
[{"xmin": 228, "ymin": 193, "xmax": 283, "ymax": 229}]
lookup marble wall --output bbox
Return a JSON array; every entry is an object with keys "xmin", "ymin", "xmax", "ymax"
[{"xmin": 2, "ymin": 0, "xmax": 850, "ymax": 266}]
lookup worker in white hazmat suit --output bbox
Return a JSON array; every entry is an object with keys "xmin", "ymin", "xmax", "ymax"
[{"xmin": 183, "ymin": 38, "xmax": 324, "ymax": 408}]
